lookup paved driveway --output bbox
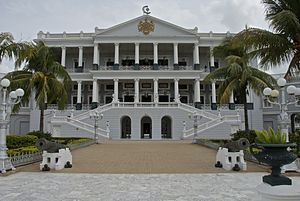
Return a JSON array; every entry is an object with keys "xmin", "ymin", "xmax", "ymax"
[{"xmin": 18, "ymin": 140, "xmax": 267, "ymax": 173}]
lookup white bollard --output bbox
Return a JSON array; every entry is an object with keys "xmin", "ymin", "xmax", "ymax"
[
  {"xmin": 40, "ymin": 148, "xmax": 72, "ymax": 171},
  {"xmin": 215, "ymin": 147, "xmax": 247, "ymax": 171}
]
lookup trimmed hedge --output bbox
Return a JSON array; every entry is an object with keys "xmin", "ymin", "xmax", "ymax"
[
  {"xmin": 51, "ymin": 137, "xmax": 91, "ymax": 145},
  {"xmin": 7, "ymin": 135, "xmax": 38, "ymax": 149},
  {"xmin": 230, "ymin": 130, "xmax": 257, "ymax": 144},
  {"xmin": 27, "ymin": 130, "xmax": 52, "ymax": 140},
  {"xmin": 7, "ymin": 146, "xmax": 39, "ymax": 156}
]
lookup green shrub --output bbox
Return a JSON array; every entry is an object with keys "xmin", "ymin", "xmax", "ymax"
[
  {"xmin": 69, "ymin": 138, "xmax": 91, "ymax": 144},
  {"xmin": 289, "ymin": 132, "xmax": 300, "ymax": 144},
  {"xmin": 255, "ymin": 128, "xmax": 286, "ymax": 144},
  {"xmin": 26, "ymin": 130, "xmax": 52, "ymax": 140},
  {"xmin": 7, "ymin": 135, "xmax": 38, "ymax": 149},
  {"xmin": 230, "ymin": 130, "xmax": 257, "ymax": 144},
  {"xmin": 51, "ymin": 137, "xmax": 91, "ymax": 145},
  {"xmin": 7, "ymin": 146, "xmax": 39, "ymax": 156}
]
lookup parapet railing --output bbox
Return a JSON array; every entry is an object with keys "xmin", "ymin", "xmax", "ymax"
[
  {"xmin": 182, "ymin": 114, "xmax": 241, "ymax": 139},
  {"xmin": 65, "ymin": 65, "xmax": 211, "ymax": 72},
  {"xmin": 10, "ymin": 151, "xmax": 43, "ymax": 167}
]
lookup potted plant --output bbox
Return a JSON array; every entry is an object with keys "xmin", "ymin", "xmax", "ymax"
[{"xmin": 250, "ymin": 128, "xmax": 297, "ymax": 186}]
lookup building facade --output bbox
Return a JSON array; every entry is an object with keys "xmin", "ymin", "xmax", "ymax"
[{"xmin": 7, "ymin": 13, "xmax": 279, "ymax": 139}]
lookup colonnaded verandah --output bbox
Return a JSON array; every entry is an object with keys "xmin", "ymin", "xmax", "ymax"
[{"xmin": 6, "ymin": 9, "xmax": 300, "ymax": 140}]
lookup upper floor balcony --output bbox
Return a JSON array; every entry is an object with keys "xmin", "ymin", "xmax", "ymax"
[{"xmin": 65, "ymin": 64, "xmax": 216, "ymax": 73}]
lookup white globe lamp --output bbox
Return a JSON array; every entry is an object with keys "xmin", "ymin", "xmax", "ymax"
[
  {"xmin": 287, "ymin": 85, "xmax": 296, "ymax": 95},
  {"xmin": 271, "ymin": 89, "xmax": 279, "ymax": 98},
  {"xmin": 263, "ymin": 87, "xmax": 272, "ymax": 96},
  {"xmin": 15, "ymin": 88, "xmax": 25, "ymax": 97},
  {"xmin": 277, "ymin": 78, "xmax": 286, "ymax": 87},
  {"xmin": 0, "ymin": 78, "xmax": 10, "ymax": 88}
]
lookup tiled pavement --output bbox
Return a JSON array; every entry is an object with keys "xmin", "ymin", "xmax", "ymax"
[
  {"xmin": 18, "ymin": 140, "xmax": 267, "ymax": 173},
  {"xmin": 1, "ymin": 172, "xmax": 300, "ymax": 201},
  {"xmin": 1, "ymin": 141, "xmax": 300, "ymax": 200}
]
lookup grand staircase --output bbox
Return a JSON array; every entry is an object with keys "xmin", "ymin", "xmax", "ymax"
[{"xmin": 50, "ymin": 102, "xmax": 241, "ymax": 139}]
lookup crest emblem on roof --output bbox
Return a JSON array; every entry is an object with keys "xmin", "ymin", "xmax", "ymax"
[{"xmin": 138, "ymin": 19, "xmax": 155, "ymax": 35}]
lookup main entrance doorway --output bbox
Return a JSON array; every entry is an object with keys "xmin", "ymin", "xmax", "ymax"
[
  {"xmin": 121, "ymin": 116, "xmax": 131, "ymax": 138},
  {"xmin": 161, "ymin": 116, "xmax": 172, "ymax": 138},
  {"xmin": 141, "ymin": 116, "xmax": 152, "ymax": 139}
]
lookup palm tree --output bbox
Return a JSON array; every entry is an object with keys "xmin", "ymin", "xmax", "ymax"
[
  {"xmin": 0, "ymin": 32, "xmax": 26, "ymax": 64},
  {"xmin": 5, "ymin": 41, "xmax": 71, "ymax": 132},
  {"xmin": 204, "ymin": 38, "xmax": 277, "ymax": 133},
  {"xmin": 235, "ymin": 0, "xmax": 300, "ymax": 78}
]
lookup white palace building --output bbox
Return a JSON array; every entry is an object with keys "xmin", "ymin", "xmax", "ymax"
[{"xmin": 8, "ymin": 11, "xmax": 300, "ymax": 140}]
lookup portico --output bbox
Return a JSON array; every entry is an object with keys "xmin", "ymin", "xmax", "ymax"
[{"xmin": 72, "ymin": 75, "xmax": 218, "ymax": 109}]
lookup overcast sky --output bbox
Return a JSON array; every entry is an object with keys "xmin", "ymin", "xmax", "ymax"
[{"xmin": 0, "ymin": 0, "xmax": 285, "ymax": 74}]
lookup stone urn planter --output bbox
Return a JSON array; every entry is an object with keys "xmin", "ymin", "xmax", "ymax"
[{"xmin": 250, "ymin": 143, "xmax": 297, "ymax": 186}]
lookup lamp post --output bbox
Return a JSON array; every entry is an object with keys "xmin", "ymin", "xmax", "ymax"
[
  {"xmin": 89, "ymin": 111, "xmax": 103, "ymax": 144},
  {"xmin": 189, "ymin": 111, "xmax": 202, "ymax": 144},
  {"xmin": 0, "ymin": 78, "xmax": 24, "ymax": 173},
  {"xmin": 263, "ymin": 78, "xmax": 300, "ymax": 142}
]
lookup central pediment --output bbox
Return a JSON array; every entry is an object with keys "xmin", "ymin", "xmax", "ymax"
[{"xmin": 96, "ymin": 15, "xmax": 198, "ymax": 37}]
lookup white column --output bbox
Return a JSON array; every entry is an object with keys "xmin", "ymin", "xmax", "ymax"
[
  {"xmin": 78, "ymin": 46, "xmax": 83, "ymax": 67},
  {"xmin": 134, "ymin": 78, "xmax": 139, "ymax": 103},
  {"xmin": 173, "ymin": 43, "xmax": 178, "ymax": 64},
  {"xmin": 153, "ymin": 78, "xmax": 158, "ymax": 103},
  {"xmin": 61, "ymin": 46, "xmax": 66, "ymax": 66},
  {"xmin": 194, "ymin": 79, "xmax": 201, "ymax": 102},
  {"xmin": 230, "ymin": 92, "xmax": 234, "ymax": 103},
  {"xmin": 93, "ymin": 43, "xmax": 99, "ymax": 65},
  {"xmin": 212, "ymin": 81, "xmax": 216, "ymax": 103},
  {"xmin": 114, "ymin": 43, "xmax": 119, "ymax": 65},
  {"xmin": 174, "ymin": 78, "xmax": 179, "ymax": 102},
  {"xmin": 153, "ymin": 43, "xmax": 158, "ymax": 64},
  {"xmin": 77, "ymin": 81, "xmax": 82, "ymax": 104},
  {"xmin": 114, "ymin": 78, "xmax": 119, "ymax": 102},
  {"xmin": 135, "ymin": 43, "xmax": 139, "ymax": 64},
  {"xmin": 210, "ymin": 46, "xmax": 215, "ymax": 67},
  {"xmin": 194, "ymin": 44, "xmax": 199, "ymax": 64},
  {"xmin": 92, "ymin": 79, "xmax": 98, "ymax": 103}
]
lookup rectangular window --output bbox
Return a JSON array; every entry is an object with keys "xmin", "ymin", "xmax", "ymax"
[
  {"xmin": 141, "ymin": 83, "xmax": 152, "ymax": 89},
  {"xmin": 124, "ymin": 83, "xmax": 134, "ymax": 89},
  {"xmin": 159, "ymin": 83, "xmax": 169, "ymax": 89}
]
